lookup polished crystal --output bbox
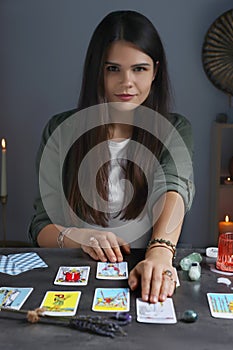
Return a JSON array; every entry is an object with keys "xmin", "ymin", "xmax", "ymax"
[{"xmin": 179, "ymin": 252, "xmax": 202, "ymax": 271}]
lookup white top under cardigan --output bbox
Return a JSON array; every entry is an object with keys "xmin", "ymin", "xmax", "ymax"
[{"xmin": 83, "ymin": 138, "xmax": 152, "ymax": 248}]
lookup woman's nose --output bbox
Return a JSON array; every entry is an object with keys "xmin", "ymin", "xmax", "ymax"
[{"xmin": 120, "ymin": 71, "xmax": 133, "ymax": 87}]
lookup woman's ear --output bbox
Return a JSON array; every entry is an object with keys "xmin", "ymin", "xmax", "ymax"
[{"xmin": 153, "ymin": 60, "xmax": 159, "ymax": 80}]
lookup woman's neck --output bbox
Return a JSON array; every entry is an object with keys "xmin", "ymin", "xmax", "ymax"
[
  {"xmin": 110, "ymin": 123, "xmax": 133, "ymax": 141},
  {"xmin": 108, "ymin": 107, "xmax": 134, "ymax": 140}
]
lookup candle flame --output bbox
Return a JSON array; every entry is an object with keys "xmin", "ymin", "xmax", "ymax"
[
  {"xmin": 225, "ymin": 215, "xmax": 230, "ymax": 222},
  {"xmin": 227, "ymin": 177, "xmax": 231, "ymax": 181},
  {"xmin": 1, "ymin": 138, "xmax": 6, "ymax": 149}
]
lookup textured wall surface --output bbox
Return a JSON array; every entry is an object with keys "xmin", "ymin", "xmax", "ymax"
[{"xmin": 1, "ymin": 0, "xmax": 232, "ymax": 246}]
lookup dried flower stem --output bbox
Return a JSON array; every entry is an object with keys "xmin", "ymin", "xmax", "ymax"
[{"xmin": 0, "ymin": 307, "xmax": 130, "ymax": 337}]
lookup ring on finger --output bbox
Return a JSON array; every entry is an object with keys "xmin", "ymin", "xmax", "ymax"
[
  {"xmin": 89, "ymin": 236, "xmax": 99, "ymax": 247},
  {"xmin": 162, "ymin": 269, "xmax": 173, "ymax": 279}
]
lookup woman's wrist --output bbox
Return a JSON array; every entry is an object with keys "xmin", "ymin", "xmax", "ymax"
[
  {"xmin": 145, "ymin": 244, "xmax": 174, "ymax": 260},
  {"xmin": 57, "ymin": 228, "xmax": 72, "ymax": 248},
  {"xmin": 57, "ymin": 227, "xmax": 81, "ymax": 248},
  {"xmin": 146, "ymin": 238, "xmax": 176, "ymax": 260}
]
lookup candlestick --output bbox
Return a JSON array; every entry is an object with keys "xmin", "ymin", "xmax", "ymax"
[
  {"xmin": 1, "ymin": 138, "xmax": 7, "ymax": 197},
  {"xmin": 229, "ymin": 156, "xmax": 233, "ymax": 178},
  {"xmin": 219, "ymin": 215, "xmax": 233, "ymax": 234},
  {"xmin": 0, "ymin": 201, "xmax": 7, "ymax": 247}
]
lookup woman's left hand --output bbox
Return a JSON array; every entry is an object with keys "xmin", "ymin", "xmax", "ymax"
[{"xmin": 128, "ymin": 247, "xmax": 176, "ymax": 303}]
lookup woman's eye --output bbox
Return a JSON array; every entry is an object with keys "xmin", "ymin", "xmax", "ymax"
[
  {"xmin": 133, "ymin": 66, "xmax": 146, "ymax": 72},
  {"xmin": 106, "ymin": 66, "xmax": 119, "ymax": 72}
]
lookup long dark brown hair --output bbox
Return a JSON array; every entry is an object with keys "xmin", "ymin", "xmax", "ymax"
[{"xmin": 64, "ymin": 10, "xmax": 171, "ymax": 226}]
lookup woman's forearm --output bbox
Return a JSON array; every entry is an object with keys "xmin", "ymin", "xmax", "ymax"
[
  {"xmin": 151, "ymin": 191, "xmax": 185, "ymax": 246},
  {"xmin": 37, "ymin": 224, "xmax": 81, "ymax": 248}
]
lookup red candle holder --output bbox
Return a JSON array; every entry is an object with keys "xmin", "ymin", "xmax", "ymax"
[{"xmin": 216, "ymin": 232, "xmax": 233, "ymax": 272}]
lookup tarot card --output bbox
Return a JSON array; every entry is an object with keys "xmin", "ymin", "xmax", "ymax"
[
  {"xmin": 136, "ymin": 298, "xmax": 177, "ymax": 323},
  {"xmin": 207, "ymin": 293, "xmax": 233, "ymax": 318},
  {"xmin": 174, "ymin": 268, "xmax": 180, "ymax": 287},
  {"xmin": 0, "ymin": 287, "xmax": 33, "ymax": 310},
  {"xmin": 0, "ymin": 252, "xmax": 47, "ymax": 275},
  {"xmin": 96, "ymin": 262, "xmax": 128, "ymax": 280},
  {"xmin": 92, "ymin": 288, "xmax": 130, "ymax": 312},
  {"xmin": 39, "ymin": 291, "xmax": 81, "ymax": 316},
  {"xmin": 54, "ymin": 266, "xmax": 90, "ymax": 286}
]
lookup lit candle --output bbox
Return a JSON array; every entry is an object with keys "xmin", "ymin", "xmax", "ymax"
[
  {"xmin": 219, "ymin": 215, "xmax": 233, "ymax": 234},
  {"xmin": 224, "ymin": 177, "xmax": 233, "ymax": 185},
  {"xmin": 1, "ymin": 138, "xmax": 7, "ymax": 197}
]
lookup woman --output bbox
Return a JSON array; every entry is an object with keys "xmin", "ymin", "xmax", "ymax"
[{"xmin": 29, "ymin": 10, "xmax": 195, "ymax": 303}]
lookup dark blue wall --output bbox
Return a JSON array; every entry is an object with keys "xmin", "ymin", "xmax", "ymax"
[{"xmin": 1, "ymin": 0, "xmax": 232, "ymax": 246}]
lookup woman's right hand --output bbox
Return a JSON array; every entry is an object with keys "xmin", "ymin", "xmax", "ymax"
[{"xmin": 67, "ymin": 228, "xmax": 130, "ymax": 262}]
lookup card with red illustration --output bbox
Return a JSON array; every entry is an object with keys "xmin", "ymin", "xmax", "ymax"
[{"xmin": 54, "ymin": 266, "xmax": 90, "ymax": 286}]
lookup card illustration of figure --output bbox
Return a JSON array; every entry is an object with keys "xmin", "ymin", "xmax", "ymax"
[
  {"xmin": 92, "ymin": 288, "xmax": 130, "ymax": 312},
  {"xmin": 207, "ymin": 293, "xmax": 233, "ymax": 318},
  {"xmin": 54, "ymin": 266, "xmax": 90, "ymax": 286},
  {"xmin": 136, "ymin": 298, "xmax": 177, "ymax": 323},
  {"xmin": 96, "ymin": 262, "xmax": 128, "ymax": 280},
  {"xmin": 39, "ymin": 291, "xmax": 81, "ymax": 316},
  {"xmin": 0, "ymin": 287, "xmax": 33, "ymax": 310}
]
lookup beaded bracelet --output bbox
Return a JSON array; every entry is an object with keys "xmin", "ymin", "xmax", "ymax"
[{"xmin": 146, "ymin": 238, "xmax": 176, "ymax": 259}]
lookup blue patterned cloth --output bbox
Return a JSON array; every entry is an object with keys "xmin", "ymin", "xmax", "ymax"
[{"xmin": 0, "ymin": 252, "xmax": 48, "ymax": 275}]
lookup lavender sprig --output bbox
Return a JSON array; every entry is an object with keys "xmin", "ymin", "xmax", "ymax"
[{"xmin": 0, "ymin": 307, "xmax": 131, "ymax": 338}]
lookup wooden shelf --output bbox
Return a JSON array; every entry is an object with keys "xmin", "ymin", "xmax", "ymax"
[{"xmin": 210, "ymin": 123, "xmax": 233, "ymax": 244}]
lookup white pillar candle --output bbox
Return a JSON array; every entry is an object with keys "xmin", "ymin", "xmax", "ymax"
[{"xmin": 1, "ymin": 138, "xmax": 7, "ymax": 197}]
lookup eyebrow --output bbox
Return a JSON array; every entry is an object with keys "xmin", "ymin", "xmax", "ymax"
[{"xmin": 105, "ymin": 61, "xmax": 152, "ymax": 67}]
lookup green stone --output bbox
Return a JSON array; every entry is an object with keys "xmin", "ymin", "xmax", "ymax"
[
  {"xmin": 179, "ymin": 252, "xmax": 202, "ymax": 271},
  {"xmin": 182, "ymin": 309, "xmax": 198, "ymax": 323}
]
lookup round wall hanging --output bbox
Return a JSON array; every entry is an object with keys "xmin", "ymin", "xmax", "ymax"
[{"xmin": 202, "ymin": 9, "xmax": 233, "ymax": 95}]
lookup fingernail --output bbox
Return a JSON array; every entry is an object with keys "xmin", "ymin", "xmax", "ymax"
[
  {"xmin": 160, "ymin": 294, "xmax": 166, "ymax": 301},
  {"xmin": 112, "ymin": 257, "xmax": 116, "ymax": 262},
  {"xmin": 150, "ymin": 296, "xmax": 157, "ymax": 303},
  {"xmin": 143, "ymin": 294, "xmax": 149, "ymax": 301},
  {"xmin": 129, "ymin": 281, "xmax": 135, "ymax": 288}
]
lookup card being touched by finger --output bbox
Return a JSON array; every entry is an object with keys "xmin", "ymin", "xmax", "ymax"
[{"xmin": 96, "ymin": 262, "xmax": 128, "ymax": 280}]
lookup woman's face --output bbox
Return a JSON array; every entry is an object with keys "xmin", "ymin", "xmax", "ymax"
[{"xmin": 104, "ymin": 40, "xmax": 156, "ymax": 108}]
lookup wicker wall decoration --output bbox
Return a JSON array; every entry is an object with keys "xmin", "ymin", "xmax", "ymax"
[{"xmin": 202, "ymin": 9, "xmax": 233, "ymax": 96}]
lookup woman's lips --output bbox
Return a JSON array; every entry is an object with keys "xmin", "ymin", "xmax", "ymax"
[{"xmin": 115, "ymin": 94, "xmax": 135, "ymax": 101}]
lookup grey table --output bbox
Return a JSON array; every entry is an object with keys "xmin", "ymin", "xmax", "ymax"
[{"xmin": 0, "ymin": 247, "xmax": 232, "ymax": 350}]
